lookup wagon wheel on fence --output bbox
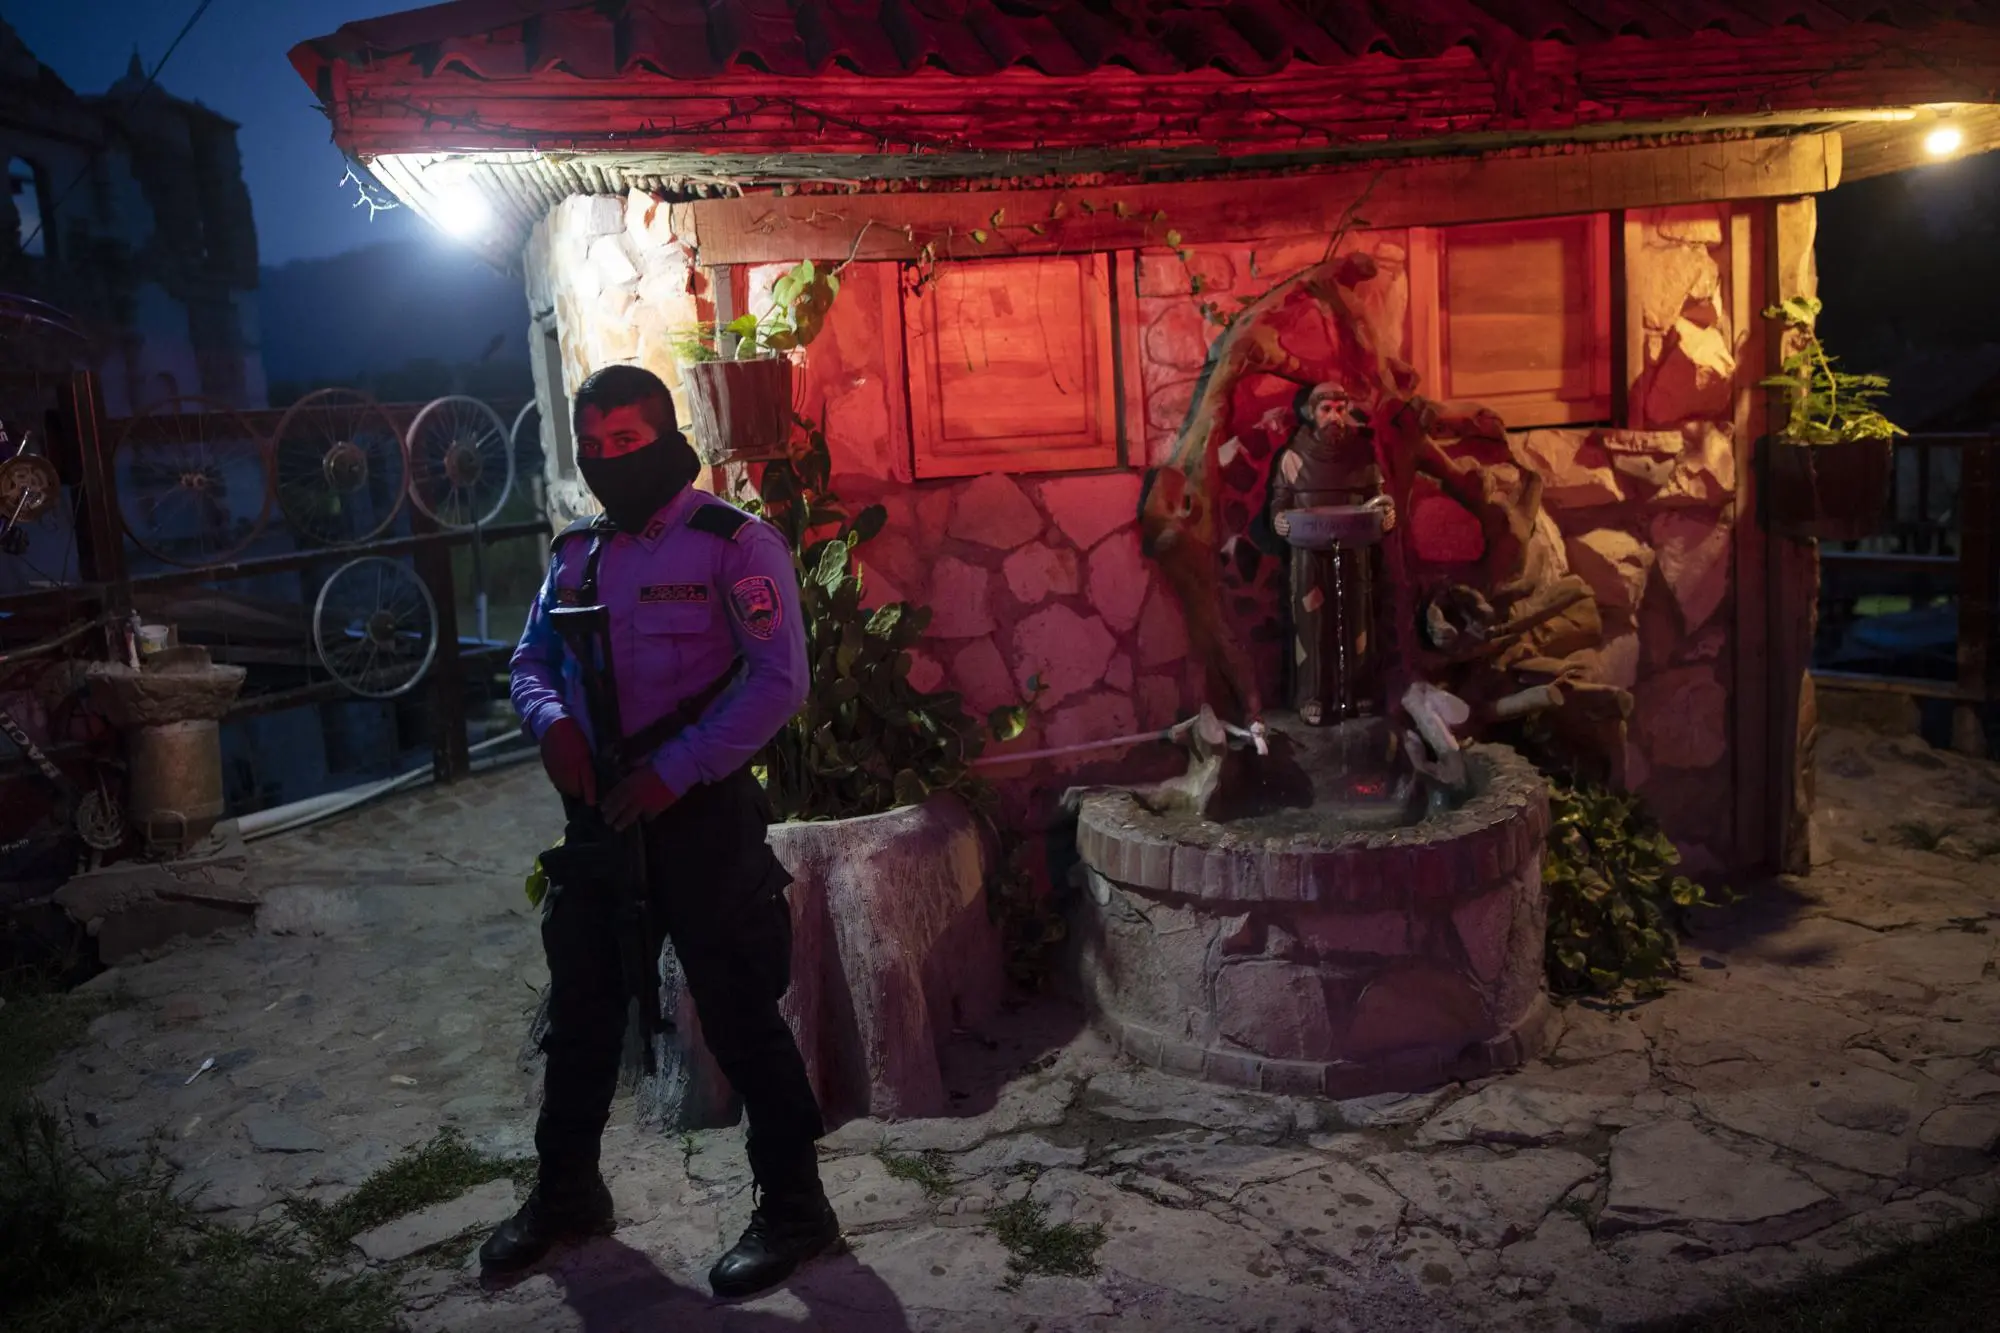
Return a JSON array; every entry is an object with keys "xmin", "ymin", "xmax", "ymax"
[
  {"xmin": 510, "ymin": 400, "xmax": 549, "ymax": 519},
  {"xmin": 406, "ymin": 394, "xmax": 515, "ymax": 529},
  {"xmin": 312, "ymin": 555, "xmax": 440, "ymax": 699},
  {"xmin": 274, "ymin": 388, "xmax": 409, "ymax": 547},
  {"xmin": 511, "ymin": 399, "xmax": 543, "ymax": 472},
  {"xmin": 113, "ymin": 396, "xmax": 272, "ymax": 567}
]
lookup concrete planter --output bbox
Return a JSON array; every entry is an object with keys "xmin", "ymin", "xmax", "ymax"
[{"xmin": 636, "ymin": 792, "xmax": 1005, "ymax": 1131}]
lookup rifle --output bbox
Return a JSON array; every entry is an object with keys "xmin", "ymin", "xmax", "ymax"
[
  {"xmin": 544, "ymin": 601, "xmax": 663, "ymax": 1075},
  {"xmin": 539, "ymin": 596, "xmax": 744, "ymax": 1078}
]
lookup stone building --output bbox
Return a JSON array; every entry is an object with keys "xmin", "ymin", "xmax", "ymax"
[
  {"xmin": 0, "ymin": 24, "xmax": 263, "ymax": 414},
  {"xmin": 292, "ymin": 0, "xmax": 2000, "ymax": 874}
]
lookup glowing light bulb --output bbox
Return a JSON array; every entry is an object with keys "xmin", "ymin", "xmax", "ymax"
[
  {"xmin": 1925, "ymin": 125, "xmax": 1964, "ymax": 158},
  {"xmin": 434, "ymin": 186, "xmax": 490, "ymax": 238}
]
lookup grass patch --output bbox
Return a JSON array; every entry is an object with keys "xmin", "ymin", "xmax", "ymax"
[
  {"xmin": 1637, "ymin": 1211, "xmax": 2000, "ymax": 1332},
  {"xmin": 0, "ymin": 1104, "xmax": 402, "ymax": 1333},
  {"xmin": 0, "ymin": 967, "xmax": 453, "ymax": 1332},
  {"xmin": 985, "ymin": 1196, "xmax": 1105, "ymax": 1288},
  {"xmin": 0, "ymin": 977, "xmax": 122, "ymax": 1112},
  {"xmin": 284, "ymin": 1128, "xmax": 531, "ymax": 1253},
  {"xmin": 877, "ymin": 1148, "xmax": 954, "ymax": 1198},
  {"xmin": 1852, "ymin": 595, "xmax": 1917, "ymax": 617},
  {"xmin": 1555, "ymin": 1195, "xmax": 1595, "ymax": 1224},
  {"xmin": 0, "ymin": 972, "xmax": 406, "ymax": 1333},
  {"xmin": 1888, "ymin": 820, "xmax": 1952, "ymax": 852}
]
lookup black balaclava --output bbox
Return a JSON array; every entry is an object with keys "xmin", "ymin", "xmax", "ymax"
[{"xmin": 577, "ymin": 413, "xmax": 702, "ymax": 533}]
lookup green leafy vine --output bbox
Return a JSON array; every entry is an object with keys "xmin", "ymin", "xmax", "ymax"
[{"xmin": 1543, "ymin": 777, "xmax": 1732, "ymax": 999}]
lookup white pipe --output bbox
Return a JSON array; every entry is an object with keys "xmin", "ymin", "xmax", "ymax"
[
  {"xmin": 973, "ymin": 728, "xmax": 1177, "ymax": 768},
  {"xmin": 970, "ymin": 711, "xmax": 1267, "ymax": 769},
  {"xmin": 238, "ymin": 731, "xmax": 532, "ymax": 841}
]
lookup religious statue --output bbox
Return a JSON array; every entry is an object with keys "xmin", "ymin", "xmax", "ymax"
[{"xmin": 1265, "ymin": 383, "xmax": 1395, "ymax": 726}]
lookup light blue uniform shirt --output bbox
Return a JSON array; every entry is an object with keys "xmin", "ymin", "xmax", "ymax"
[{"xmin": 509, "ymin": 485, "xmax": 807, "ymax": 799}]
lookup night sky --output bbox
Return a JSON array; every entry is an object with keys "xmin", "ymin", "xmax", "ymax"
[{"xmin": 4, "ymin": 0, "xmax": 426, "ymax": 266}]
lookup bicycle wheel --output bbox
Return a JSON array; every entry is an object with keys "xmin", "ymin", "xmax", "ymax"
[
  {"xmin": 312, "ymin": 555, "xmax": 440, "ymax": 699},
  {"xmin": 407, "ymin": 394, "xmax": 515, "ymax": 529},
  {"xmin": 113, "ymin": 397, "xmax": 271, "ymax": 567},
  {"xmin": 274, "ymin": 388, "xmax": 409, "ymax": 547}
]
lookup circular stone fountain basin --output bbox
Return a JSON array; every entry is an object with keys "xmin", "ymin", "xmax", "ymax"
[{"xmin": 1072, "ymin": 741, "xmax": 1551, "ymax": 1098}]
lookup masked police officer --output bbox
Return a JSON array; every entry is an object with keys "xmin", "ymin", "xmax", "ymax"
[{"xmin": 483, "ymin": 364, "xmax": 838, "ymax": 1296}]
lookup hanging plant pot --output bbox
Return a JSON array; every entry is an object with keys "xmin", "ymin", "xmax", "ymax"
[
  {"xmin": 1761, "ymin": 435, "xmax": 1895, "ymax": 542},
  {"xmin": 681, "ymin": 355, "xmax": 794, "ymax": 466}
]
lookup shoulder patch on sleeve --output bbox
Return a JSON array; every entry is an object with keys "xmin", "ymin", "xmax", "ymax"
[
  {"xmin": 688, "ymin": 503, "xmax": 754, "ymax": 542},
  {"xmin": 729, "ymin": 575, "xmax": 783, "ymax": 641}
]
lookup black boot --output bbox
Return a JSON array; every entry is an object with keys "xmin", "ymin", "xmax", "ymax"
[
  {"xmin": 479, "ymin": 1173, "xmax": 615, "ymax": 1274},
  {"xmin": 708, "ymin": 1187, "xmax": 842, "ymax": 1298}
]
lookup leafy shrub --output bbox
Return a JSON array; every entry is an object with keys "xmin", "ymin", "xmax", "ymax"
[
  {"xmin": 1543, "ymin": 777, "xmax": 1729, "ymax": 998},
  {"xmin": 741, "ymin": 415, "xmax": 1027, "ymax": 822}
]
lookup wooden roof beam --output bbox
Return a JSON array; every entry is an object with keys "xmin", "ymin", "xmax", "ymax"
[
  {"xmin": 1839, "ymin": 107, "xmax": 2000, "ymax": 180},
  {"xmin": 680, "ymin": 133, "xmax": 1843, "ymax": 267}
]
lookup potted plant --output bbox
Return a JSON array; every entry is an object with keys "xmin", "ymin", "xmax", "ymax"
[
  {"xmin": 674, "ymin": 259, "xmax": 839, "ymax": 468},
  {"xmin": 1759, "ymin": 295, "xmax": 1905, "ymax": 541}
]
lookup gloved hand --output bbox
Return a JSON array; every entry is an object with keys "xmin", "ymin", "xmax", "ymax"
[
  {"xmin": 539, "ymin": 717, "xmax": 597, "ymax": 803},
  {"xmin": 603, "ymin": 769, "xmax": 677, "ymax": 831}
]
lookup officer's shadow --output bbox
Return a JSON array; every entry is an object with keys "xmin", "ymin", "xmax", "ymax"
[{"xmin": 529, "ymin": 1236, "xmax": 916, "ymax": 1332}]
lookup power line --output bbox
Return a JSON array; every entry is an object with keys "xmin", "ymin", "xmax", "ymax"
[{"xmin": 17, "ymin": 0, "xmax": 221, "ymax": 255}]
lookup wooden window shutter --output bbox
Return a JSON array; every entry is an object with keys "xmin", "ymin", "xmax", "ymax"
[
  {"xmin": 903, "ymin": 253, "xmax": 1125, "ymax": 478},
  {"xmin": 1409, "ymin": 215, "xmax": 1613, "ymax": 427}
]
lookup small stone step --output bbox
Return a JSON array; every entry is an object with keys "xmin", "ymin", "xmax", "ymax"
[{"xmin": 352, "ymin": 1179, "xmax": 521, "ymax": 1263}]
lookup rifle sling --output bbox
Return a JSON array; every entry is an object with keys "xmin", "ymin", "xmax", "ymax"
[
  {"xmin": 614, "ymin": 659, "xmax": 743, "ymax": 771},
  {"xmin": 571, "ymin": 524, "xmax": 744, "ymax": 774}
]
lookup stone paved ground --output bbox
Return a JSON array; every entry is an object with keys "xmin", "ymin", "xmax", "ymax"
[{"xmin": 36, "ymin": 727, "xmax": 2000, "ymax": 1331}]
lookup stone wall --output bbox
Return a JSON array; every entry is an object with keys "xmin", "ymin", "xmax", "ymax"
[
  {"xmin": 1515, "ymin": 206, "xmax": 1744, "ymax": 871},
  {"xmin": 526, "ymin": 190, "xmax": 1767, "ymax": 863},
  {"xmin": 523, "ymin": 192, "xmax": 709, "ymax": 526},
  {"xmin": 832, "ymin": 461, "xmax": 1201, "ymax": 790}
]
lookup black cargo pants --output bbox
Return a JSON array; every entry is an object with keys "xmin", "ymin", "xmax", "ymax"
[{"xmin": 533, "ymin": 766, "xmax": 824, "ymax": 1195}]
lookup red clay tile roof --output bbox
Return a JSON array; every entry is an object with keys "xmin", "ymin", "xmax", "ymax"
[
  {"xmin": 296, "ymin": 0, "xmax": 2000, "ymax": 82},
  {"xmin": 293, "ymin": 0, "xmax": 2000, "ymax": 168}
]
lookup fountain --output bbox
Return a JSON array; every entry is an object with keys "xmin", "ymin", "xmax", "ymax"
[
  {"xmin": 1070, "ymin": 713, "xmax": 1550, "ymax": 1097},
  {"xmin": 1076, "ymin": 253, "xmax": 1604, "ymax": 1099}
]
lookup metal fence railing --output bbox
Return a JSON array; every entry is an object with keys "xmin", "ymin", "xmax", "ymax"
[
  {"xmin": 1813, "ymin": 433, "xmax": 1997, "ymax": 736},
  {"xmin": 1, "ymin": 367, "xmax": 550, "ymax": 840}
]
